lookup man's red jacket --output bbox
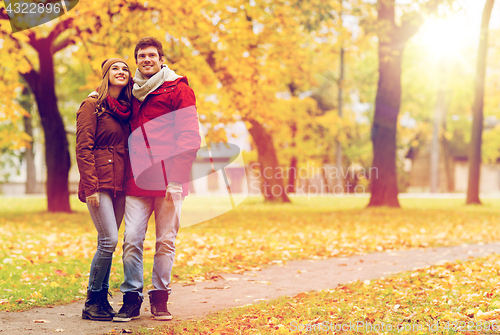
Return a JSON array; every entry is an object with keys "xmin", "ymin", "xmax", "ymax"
[{"xmin": 126, "ymin": 77, "xmax": 201, "ymax": 197}]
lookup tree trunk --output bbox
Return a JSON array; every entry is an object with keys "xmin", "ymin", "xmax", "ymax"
[
  {"xmin": 23, "ymin": 114, "xmax": 37, "ymax": 194},
  {"xmin": 336, "ymin": 47, "xmax": 344, "ymax": 192},
  {"xmin": 247, "ymin": 119, "xmax": 291, "ymax": 202},
  {"xmin": 18, "ymin": 86, "xmax": 37, "ymax": 194},
  {"xmin": 22, "ymin": 38, "xmax": 71, "ymax": 212},
  {"xmin": 287, "ymin": 156, "xmax": 297, "ymax": 193},
  {"xmin": 466, "ymin": 0, "xmax": 495, "ymax": 205},
  {"xmin": 430, "ymin": 85, "xmax": 446, "ymax": 193},
  {"xmin": 336, "ymin": 2, "xmax": 345, "ymax": 192},
  {"xmin": 442, "ymin": 137, "xmax": 455, "ymax": 192},
  {"xmin": 368, "ymin": 0, "xmax": 427, "ymax": 207},
  {"xmin": 368, "ymin": 40, "xmax": 403, "ymax": 206},
  {"xmin": 287, "ymin": 121, "xmax": 298, "ymax": 194}
]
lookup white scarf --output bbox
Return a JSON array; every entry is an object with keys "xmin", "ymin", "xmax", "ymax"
[{"xmin": 132, "ymin": 65, "xmax": 182, "ymax": 102}]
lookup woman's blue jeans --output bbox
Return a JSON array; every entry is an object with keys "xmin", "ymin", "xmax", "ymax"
[{"xmin": 86, "ymin": 191, "xmax": 125, "ymax": 292}]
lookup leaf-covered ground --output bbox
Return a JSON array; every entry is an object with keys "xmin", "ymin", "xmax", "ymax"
[
  {"xmin": 147, "ymin": 253, "xmax": 500, "ymax": 334},
  {"xmin": 1, "ymin": 196, "xmax": 500, "ymax": 312}
]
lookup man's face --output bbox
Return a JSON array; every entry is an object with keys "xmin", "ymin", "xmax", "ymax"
[{"xmin": 136, "ymin": 46, "xmax": 164, "ymax": 78}]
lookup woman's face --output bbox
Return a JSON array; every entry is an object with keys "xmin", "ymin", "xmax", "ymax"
[{"xmin": 108, "ymin": 62, "xmax": 130, "ymax": 88}]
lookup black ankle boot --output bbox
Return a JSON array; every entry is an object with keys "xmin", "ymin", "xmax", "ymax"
[
  {"xmin": 100, "ymin": 289, "xmax": 116, "ymax": 317},
  {"xmin": 82, "ymin": 291, "xmax": 112, "ymax": 321}
]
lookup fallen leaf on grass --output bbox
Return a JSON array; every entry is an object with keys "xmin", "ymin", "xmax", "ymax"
[
  {"xmin": 294, "ymin": 292, "xmax": 308, "ymax": 299},
  {"xmin": 8, "ymin": 198, "xmax": 500, "ymax": 315},
  {"xmin": 54, "ymin": 270, "xmax": 68, "ymax": 277},
  {"xmin": 477, "ymin": 309, "xmax": 500, "ymax": 320},
  {"xmin": 251, "ymin": 281, "xmax": 271, "ymax": 285}
]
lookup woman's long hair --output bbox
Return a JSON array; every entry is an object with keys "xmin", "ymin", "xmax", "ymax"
[{"xmin": 95, "ymin": 66, "xmax": 132, "ymax": 115}]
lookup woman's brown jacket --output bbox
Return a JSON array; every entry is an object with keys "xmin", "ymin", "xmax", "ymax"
[{"xmin": 76, "ymin": 96, "xmax": 130, "ymax": 203}]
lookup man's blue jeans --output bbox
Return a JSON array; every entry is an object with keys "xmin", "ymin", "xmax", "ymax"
[
  {"xmin": 87, "ymin": 191, "xmax": 125, "ymax": 292},
  {"xmin": 120, "ymin": 196, "xmax": 181, "ymax": 296}
]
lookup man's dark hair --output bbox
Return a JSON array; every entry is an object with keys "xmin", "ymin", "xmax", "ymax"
[{"xmin": 134, "ymin": 37, "xmax": 164, "ymax": 61}]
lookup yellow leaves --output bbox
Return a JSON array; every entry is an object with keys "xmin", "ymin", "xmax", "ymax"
[
  {"xmin": 440, "ymin": 311, "xmax": 466, "ymax": 321},
  {"xmin": 465, "ymin": 308, "xmax": 478, "ymax": 318},
  {"xmin": 476, "ymin": 309, "xmax": 500, "ymax": 321},
  {"xmin": 3, "ymin": 197, "xmax": 500, "ymax": 318},
  {"xmin": 29, "ymin": 291, "xmax": 42, "ymax": 300},
  {"xmin": 251, "ymin": 281, "xmax": 271, "ymax": 285},
  {"xmin": 294, "ymin": 292, "xmax": 308, "ymax": 299},
  {"xmin": 275, "ymin": 324, "xmax": 290, "ymax": 334}
]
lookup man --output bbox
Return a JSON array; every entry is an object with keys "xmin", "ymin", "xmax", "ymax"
[{"xmin": 113, "ymin": 37, "xmax": 201, "ymax": 322}]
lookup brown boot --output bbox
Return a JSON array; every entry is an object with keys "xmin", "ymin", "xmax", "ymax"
[{"xmin": 149, "ymin": 290, "xmax": 172, "ymax": 321}]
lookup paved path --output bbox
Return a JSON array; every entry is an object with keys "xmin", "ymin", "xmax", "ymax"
[{"xmin": 1, "ymin": 243, "xmax": 499, "ymax": 334}]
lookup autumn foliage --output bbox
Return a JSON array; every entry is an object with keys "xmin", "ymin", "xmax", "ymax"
[{"xmin": 2, "ymin": 197, "xmax": 500, "ymax": 314}]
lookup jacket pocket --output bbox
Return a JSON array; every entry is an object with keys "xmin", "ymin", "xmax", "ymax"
[{"xmin": 95, "ymin": 148, "xmax": 114, "ymax": 184}]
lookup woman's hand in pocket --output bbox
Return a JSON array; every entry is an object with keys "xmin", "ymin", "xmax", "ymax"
[{"xmin": 86, "ymin": 192, "xmax": 100, "ymax": 207}]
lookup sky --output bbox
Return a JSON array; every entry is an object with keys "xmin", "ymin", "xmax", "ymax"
[{"xmin": 414, "ymin": 0, "xmax": 500, "ymax": 59}]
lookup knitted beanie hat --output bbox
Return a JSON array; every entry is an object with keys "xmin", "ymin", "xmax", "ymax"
[{"xmin": 101, "ymin": 58, "xmax": 129, "ymax": 79}]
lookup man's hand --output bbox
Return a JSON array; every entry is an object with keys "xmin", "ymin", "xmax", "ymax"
[
  {"xmin": 166, "ymin": 182, "xmax": 183, "ymax": 201},
  {"xmin": 166, "ymin": 192, "xmax": 183, "ymax": 201},
  {"xmin": 86, "ymin": 192, "xmax": 100, "ymax": 207}
]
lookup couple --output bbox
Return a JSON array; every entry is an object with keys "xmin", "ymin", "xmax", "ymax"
[{"xmin": 75, "ymin": 37, "xmax": 201, "ymax": 322}]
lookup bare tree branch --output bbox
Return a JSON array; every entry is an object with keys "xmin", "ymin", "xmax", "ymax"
[
  {"xmin": 47, "ymin": 18, "xmax": 74, "ymax": 46},
  {"xmin": 53, "ymin": 37, "xmax": 75, "ymax": 54},
  {"xmin": 20, "ymin": 70, "xmax": 39, "ymax": 96},
  {"xmin": 0, "ymin": 7, "xmax": 10, "ymax": 20}
]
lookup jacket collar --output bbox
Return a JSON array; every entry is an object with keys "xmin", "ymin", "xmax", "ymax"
[
  {"xmin": 132, "ymin": 76, "xmax": 189, "ymax": 104},
  {"xmin": 159, "ymin": 76, "xmax": 188, "ymax": 89}
]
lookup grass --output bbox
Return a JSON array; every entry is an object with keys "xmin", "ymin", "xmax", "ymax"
[
  {"xmin": 1, "ymin": 195, "xmax": 500, "ymax": 312},
  {"xmin": 138, "ymin": 253, "xmax": 500, "ymax": 334}
]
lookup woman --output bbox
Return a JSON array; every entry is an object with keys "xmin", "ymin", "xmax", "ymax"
[{"xmin": 76, "ymin": 58, "xmax": 131, "ymax": 321}]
